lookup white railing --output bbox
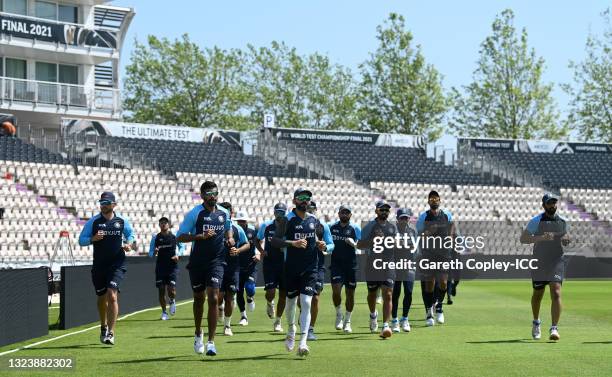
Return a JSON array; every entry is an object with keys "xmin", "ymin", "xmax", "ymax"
[{"xmin": 0, "ymin": 77, "xmax": 120, "ymax": 115}]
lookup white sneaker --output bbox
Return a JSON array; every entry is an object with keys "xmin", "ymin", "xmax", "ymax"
[
  {"xmin": 169, "ymin": 301, "xmax": 176, "ymax": 316},
  {"xmin": 369, "ymin": 312, "xmax": 379, "ymax": 333},
  {"xmin": 266, "ymin": 301, "xmax": 275, "ymax": 319},
  {"xmin": 205, "ymin": 341, "xmax": 217, "ymax": 356},
  {"xmin": 224, "ymin": 326, "xmax": 233, "ymax": 336},
  {"xmin": 343, "ymin": 321, "xmax": 352, "ymax": 333},
  {"xmin": 194, "ymin": 334, "xmax": 204, "ymax": 354},
  {"xmin": 285, "ymin": 333, "xmax": 296, "ymax": 351},
  {"xmin": 104, "ymin": 332, "xmax": 115, "ymax": 345},
  {"xmin": 307, "ymin": 328, "xmax": 317, "ymax": 341},
  {"xmin": 335, "ymin": 313, "xmax": 344, "ymax": 330},
  {"xmin": 426, "ymin": 316, "xmax": 435, "ymax": 327},
  {"xmin": 161, "ymin": 312, "xmax": 169, "ymax": 321},
  {"xmin": 273, "ymin": 318, "xmax": 283, "ymax": 333},
  {"xmin": 247, "ymin": 298, "xmax": 255, "ymax": 312},
  {"xmin": 391, "ymin": 319, "xmax": 400, "ymax": 333},
  {"xmin": 239, "ymin": 317, "xmax": 248, "ymax": 326},
  {"xmin": 532, "ymin": 320, "xmax": 541, "ymax": 340},
  {"xmin": 435, "ymin": 311, "xmax": 445, "ymax": 324},
  {"xmin": 400, "ymin": 318, "xmax": 411, "ymax": 332},
  {"xmin": 549, "ymin": 326, "xmax": 560, "ymax": 341},
  {"xmin": 297, "ymin": 344, "xmax": 310, "ymax": 357}
]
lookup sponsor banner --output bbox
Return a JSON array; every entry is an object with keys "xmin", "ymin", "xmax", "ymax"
[
  {"xmin": 61, "ymin": 119, "xmax": 241, "ymax": 145},
  {"xmin": 270, "ymin": 127, "xmax": 424, "ymax": 148},
  {"xmin": 465, "ymin": 138, "xmax": 612, "ymax": 154},
  {"xmin": 0, "ymin": 13, "xmax": 117, "ymax": 49}
]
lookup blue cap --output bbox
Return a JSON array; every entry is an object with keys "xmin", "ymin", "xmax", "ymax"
[
  {"xmin": 274, "ymin": 202, "xmax": 288, "ymax": 213},
  {"xmin": 338, "ymin": 205, "xmax": 352, "ymax": 213},
  {"xmin": 542, "ymin": 193, "xmax": 559, "ymax": 204},
  {"xmin": 99, "ymin": 191, "xmax": 116, "ymax": 204},
  {"xmin": 293, "ymin": 187, "xmax": 312, "ymax": 198},
  {"xmin": 396, "ymin": 208, "xmax": 413, "ymax": 219},
  {"xmin": 375, "ymin": 200, "xmax": 391, "ymax": 209}
]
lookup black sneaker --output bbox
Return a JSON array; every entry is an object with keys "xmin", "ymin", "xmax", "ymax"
[
  {"xmin": 100, "ymin": 326, "xmax": 108, "ymax": 344},
  {"xmin": 105, "ymin": 331, "xmax": 115, "ymax": 345}
]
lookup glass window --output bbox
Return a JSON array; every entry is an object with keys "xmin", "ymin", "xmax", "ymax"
[
  {"xmin": 35, "ymin": 1, "xmax": 57, "ymax": 21},
  {"xmin": 5, "ymin": 58, "xmax": 26, "ymax": 79},
  {"xmin": 58, "ymin": 5, "xmax": 78, "ymax": 23},
  {"xmin": 3, "ymin": 0, "xmax": 28, "ymax": 15},
  {"xmin": 35, "ymin": 62, "xmax": 57, "ymax": 82},
  {"xmin": 58, "ymin": 64, "xmax": 78, "ymax": 84}
]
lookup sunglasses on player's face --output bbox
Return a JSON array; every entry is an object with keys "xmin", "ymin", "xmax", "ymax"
[
  {"xmin": 203, "ymin": 191, "xmax": 219, "ymax": 197},
  {"xmin": 378, "ymin": 208, "xmax": 390, "ymax": 213},
  {"xmin": 99, "ymin": 200, "xmax": 113, "ymax": 206},
  {"xmin": 296, "ymin": 195, "xmax": 311, "ymax": 202}
]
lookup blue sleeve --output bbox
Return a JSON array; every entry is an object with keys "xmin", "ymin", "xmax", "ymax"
[
  {"xmin": 177, "ymin": 206, "xmax": 199, "ymax": 237},
  {"xmin": 177, "ymin": 240, "xmax": 185, "ymax": 256},
  {"xmin": 443, "ymin": 209, "xmax": 453, "ymax": 223},
  {"xmin": 322, "ymin": 223, "xmax": 334, "ymax": 254},
  {"xmin": 148, "ymin": 234, "xmax": 157, "ymax": 257},
  {"xmin": 236, "ymin": 225, "xmax": 248, "ymax": 246},
  {"xmin": 78, "ymin": 217, "xmax": 96, "ymax": 246},
  {"xmin": 220, "ymin": 207, "xmax": 232, "ymax": 232},
  {"xmin": 416, "ymin": 212, "xmax": 427, "ymax": 234},
  {"xmin": 257, "ymin": 221, "xmax": 268, "ymax": 240},
  {"xmin": 351, "ymin": 223, "xmax": 362, "ymax": 241},
  {"xmin": 525, "ymin": 215, "xmax": 541, "ymax": 235},
  {"xmin": 121, "ymin": 216, "xmax": 135, "ymax": 243}
]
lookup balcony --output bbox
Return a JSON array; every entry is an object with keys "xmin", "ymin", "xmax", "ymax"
[
  {"xmin": 0, "ymin": 77, "xmax": 120, "ymax": 118},
  {"xmin": 0, "ymin": 11, "xmax": 125, "ymax": 62}
]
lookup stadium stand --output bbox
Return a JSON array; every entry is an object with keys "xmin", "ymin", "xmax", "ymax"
[
  {"xmin": 1, "ymin": 132, "xmax": 611, "ymax": 267},
  {"xmin": 481, "ymin": 150, "xmax": 612, "ymax": 189}
]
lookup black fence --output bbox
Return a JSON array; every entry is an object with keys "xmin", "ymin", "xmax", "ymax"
[{"xmin": 0, "ymin": 268, "xmax": 48, "ymax": 347}]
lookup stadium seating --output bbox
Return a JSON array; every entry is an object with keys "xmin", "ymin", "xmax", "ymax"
[
  {"xmin": 98, "ymin": 136, "xmax": 297, "ymax": 178},
  {"xmin": 283, "ymin": 140, "xmax": 492, "ymax": 185},
  {"xmin": 0, "ymin": 136, "xmax": 69, "ymax": 164},
  {"xmin": 482, "ymin": 150, "xmax": 612, "ymax": 189}
]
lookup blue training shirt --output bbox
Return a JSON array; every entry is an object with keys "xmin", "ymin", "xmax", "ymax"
[
  {"xmin": 79, "ymin": 212, "xmax": 135, "ymax": 267},
  {"xmin": 177, "ymin": 204, "xmax": 232, "ymax": 265}
]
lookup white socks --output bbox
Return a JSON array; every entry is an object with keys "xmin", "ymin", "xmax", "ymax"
[
  {"xmin": 299, "ymin": 294, "xmax": 313, "ymax": 347},
  {"xmin": 345, "ymin": 311, "xmax": 352, "ymax": 322},
  {"xmin": 224, "ymin": 316, "xmax": 231, "ymax": 327},
  {"xmin": 285, "ymin": 297, "xmax": 297, "ymax": 336},
  {"xmin": 335, "ymin": 305, "xmax": 342, "ymax": 315}
]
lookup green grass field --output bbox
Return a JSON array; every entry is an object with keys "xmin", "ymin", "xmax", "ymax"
[{"xmin": 1, "ymin": 280, "xmax": 611, "ymax": 377}]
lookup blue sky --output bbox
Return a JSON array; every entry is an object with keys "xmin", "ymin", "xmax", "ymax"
[{"xmin": 114, "ymin": 0, "xmax": 609, "ymax": 117}]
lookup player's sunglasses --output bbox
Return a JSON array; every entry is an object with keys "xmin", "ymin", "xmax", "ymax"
[
  {"xmin": 296, "ymin": 195, "xmax": 311, "ymax": 201},
  {"xmin": 99, "ymin": 200, "xmax": 113, "ymax": 205},
  {"xmin": 203, "ymin": 191, "xmax": 219, "ymax": 197},
  {"xmin": 378, "ymin": 208, "xmax": 390, "ymax": 212}
]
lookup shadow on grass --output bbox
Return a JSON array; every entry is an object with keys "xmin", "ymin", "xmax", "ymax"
[
  {"xmin": 146, "ymin": 335, "xmax": 194, "ymax": 339},
  {"xmin": 226, "ymin": 335, "xmax": 368, "ymax": 344},
  {"xmin": 109, "ymin": 353, "xmax": 293, "ymax": 364},
  {"xmin": 466, "ymin": 339, "xmax": 556, "ymax": 344},
  {"xmin": 583, "ymin": 341, "xmax": 612, "ymax": 344}
]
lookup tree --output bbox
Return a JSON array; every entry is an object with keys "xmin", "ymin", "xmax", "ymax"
[
  {"xmin": 450, "ymin": 9, "xmax": 567, "ymax": 140},
  {"xmin": 247, "ymin": 41, "xmax": 359, "ymax": 129},
  {"xmin": 357, "ymin": 13, "xmax": 447, "ymax": 140},
  {"xmin": 123, "ymin": 34, "xmax": 253, "ymax": 130},
  {"xmin": 564, "ymin": 9, "xmax": 612, "ymax": 143}
]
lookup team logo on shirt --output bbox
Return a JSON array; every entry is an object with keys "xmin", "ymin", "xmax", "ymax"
[
  {"xmin": 345, "ymin": 229, "xmax": 352, "ymax": 235},
  {"xmin": 309, "ymin": 223, "xmax": 315, "ymax": 230},
  {"xmin": 218, "ymin": 216, "xmax": 224, "ymax": 222},
  {"xmin": 113, "ymin": 222, "xmax": 121, "ymax": 229}
]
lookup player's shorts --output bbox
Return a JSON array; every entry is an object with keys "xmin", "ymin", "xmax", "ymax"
[
  {"xmin": 367, "ymin": 278, "xmax": 394, "ymax": 292},
  {"xmin": 91, "ymin": 264, "xmax": 126, "ymax": 296},
  {"xmin": 263, "ymin": 259, "xmax": 285, "ymax": 291},
  {"xmin": 330, "ymin": 263, "xmax": 357, "ymax": 289},
  {"xmin": 187, "ymin": 260, "xmax": 223, "ymax": 292},
  {"xmin": 531, "ymin": 257, "xmax": 566, "ymax": 289},
  {"xmin": 314, "ymin": 266, "xmax": 325, "ymax": 295},
  {"xmin": 285, "ymin": 268, "xmax": 318, "ymax": 298},
  {"xmin": 155, "ymin": 265, "xmax": 178, "ymax": 288},
  {"xmin": 222, "ymin": 263, "xmax": 240, "ymax": 294}
]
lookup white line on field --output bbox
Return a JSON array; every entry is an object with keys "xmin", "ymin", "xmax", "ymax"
[{"xmin": 0, "ymin": 300, "xmax": 194, "ymax": 357}]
